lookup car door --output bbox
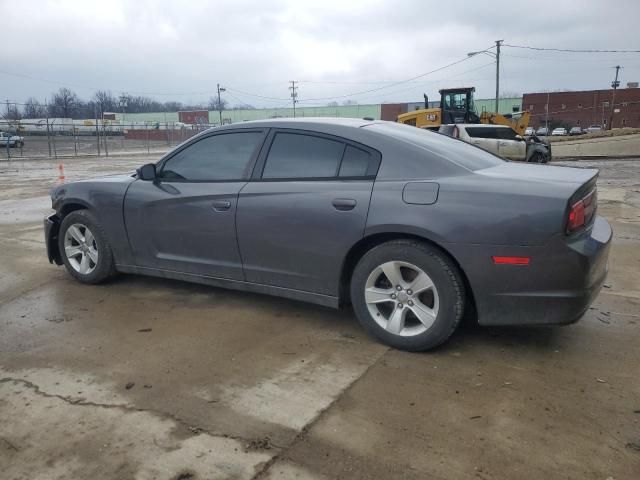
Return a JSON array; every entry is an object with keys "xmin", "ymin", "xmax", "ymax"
[
  {"xmin": 124, "ymin": 129, "xmax": 266, "ymax": 279},
  {"xmin": 496, "ymin": 128, "xmax": 526, "ymax": 160},
  {"xmin": 236, "ymin": 130, "xmax": 380, "ymax": 296},
  {"xmin": 464, "ymin": 127, "xmax": 499, "ymax": 155}
]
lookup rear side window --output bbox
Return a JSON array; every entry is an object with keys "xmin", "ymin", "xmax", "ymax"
[
  {"xmin": 263, "ymin": 133, "xmax": 345, "ymax": 179},
  {"xmin": 339, "ymin": 146, "xmax": 371, "ymax": 177},
  {"xmin": 160, "ymin": 132, "xmax": 263, "ymax": 181}
]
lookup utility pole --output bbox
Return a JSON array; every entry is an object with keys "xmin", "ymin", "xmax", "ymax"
[
  {"xmin": 495, "ymin": 40, "xmax": 503, "ymax": 114},
  {"xmin": 217, "ymin": 83, "xmax": 226, "ymax": 125},
  {"xmin": 46, "ymin": 99, "xmax": 52, "ymax": 157},
  {"xmin": 608, "ymin": 65, "xmax": 621, "ymax": 130},
  {"xmin": 545, "ymin": 91, "xmax": 550, "ymax": 134},
  {"xmin": 289, "ymin": 80, "xmax": 298, "ymax": 117},
  {"xmin": 119, "ymin": 93, "xmax": 128, "ymax": 122}
]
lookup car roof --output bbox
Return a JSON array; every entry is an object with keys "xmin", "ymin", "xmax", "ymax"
[
  {"xmin": 442, "ymin": 123, "xmax": 511, "ymax": 129},
  {"xmin": 215, "ymin": 117, "xmax": 378, "ymax": 130}
]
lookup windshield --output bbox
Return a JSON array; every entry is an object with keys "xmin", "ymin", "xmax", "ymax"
[{"xmin": 367, "ymin": 122, "xmax": 504, "ymax": 171}]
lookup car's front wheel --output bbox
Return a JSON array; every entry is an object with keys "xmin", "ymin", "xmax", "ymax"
[
  {"xmin": 529, "ymin": 151, "xmax": 548, "ymax": 164},
  {"xmin": 350, "ymin": 240, "xmax": 465, "ymax": 351},
  {"xmin": 58, "ymin": 210, "xmax": 116, "ymax": 284}
]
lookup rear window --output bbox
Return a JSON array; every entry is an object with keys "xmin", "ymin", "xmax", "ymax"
[{"xmin": 366, "ymin": 122, "xmax": 504, "ymax": 171}]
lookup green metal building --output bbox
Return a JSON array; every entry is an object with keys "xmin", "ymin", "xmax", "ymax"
[{"xmin": 116, "ymin": 97, "xmax": 522, "ymax": 125}]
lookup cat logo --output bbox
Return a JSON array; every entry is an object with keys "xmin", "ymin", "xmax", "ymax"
[{"xmin": 426, "ymin": 113, "xmax": 438, "ymax": 122}]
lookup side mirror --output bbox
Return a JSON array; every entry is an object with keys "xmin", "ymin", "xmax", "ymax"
[
  {"xmin": 136, "ymin": 163, "xmax": 156, "ymax": 181},
  {"xmin": 515, "ymin": 135, "xmax": 524, "ymax": 141}
]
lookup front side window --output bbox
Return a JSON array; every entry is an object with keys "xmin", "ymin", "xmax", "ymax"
[
  {"xmin": 494, "ymin": 128, "xmax": 519, "ymax": 141},
  {"xmin": 262, "ymin": 133, "xmax": 345, "ymax": 179},
  {"xmin": 465, "ymin": 127, "xmax": 499, "ymax": 139},
  {"xmin": 160, "ymin": 132, "xmax": 263, "ymax": 181}
]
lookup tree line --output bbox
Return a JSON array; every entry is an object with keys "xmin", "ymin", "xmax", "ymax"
[{"xmin": 5, "ymin": 88, "xmax": 256, "ymax": 120}]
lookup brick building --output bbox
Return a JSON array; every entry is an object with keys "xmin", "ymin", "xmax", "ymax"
[{"xmin": 522, "ymin": 86, "xmax": 640, "ymax": 129}]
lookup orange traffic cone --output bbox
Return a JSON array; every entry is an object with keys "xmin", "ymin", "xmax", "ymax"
[{"xmin": 58, "ymin": 163, "xmax": 65, "ymax": 183}]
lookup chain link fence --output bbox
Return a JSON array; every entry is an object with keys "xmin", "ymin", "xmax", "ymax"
[{"xmin": 0, "ymin": 120, "xmax": 215, "ymax": 160}]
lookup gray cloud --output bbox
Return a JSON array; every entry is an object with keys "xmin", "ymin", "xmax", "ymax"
[{"xmin": 1, "ymin": 0, "xmax": 639, "ymax": 107}]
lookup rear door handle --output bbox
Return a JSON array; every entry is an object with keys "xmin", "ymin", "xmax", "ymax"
[
  {"xmin": 332, "ymin": 198, "xmax": 357, "ymax": 211},
  {"xmin": 212, "ymin": 200, "xmax": 231, "ymax": 211}
]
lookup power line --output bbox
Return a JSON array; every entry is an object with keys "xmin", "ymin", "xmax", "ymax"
[
  {"xmin": 300, "ymin": 62, "xmax": 497, "ymax": 104},
  {"xmin": 300, "ymin": 50, "xmax": 493, "ymax": 102},
  {"xmin": 503, "ymin": 44, "xmax": 640, "ymax": 54},
  {"xmin": 223, "ymin": 87, "xmax": 290, "ymax": 102}
]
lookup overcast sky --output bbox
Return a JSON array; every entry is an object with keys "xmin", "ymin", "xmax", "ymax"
[{"xmin": 1, "ymin": 0, "xmax": 639, "ymax": 108}]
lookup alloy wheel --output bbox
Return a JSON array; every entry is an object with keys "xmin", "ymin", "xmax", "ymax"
[
  {"xmin": 364, "ymin": 261, "xmax": 439, "ymax": 337},
  {"xmin": 64, "ymin": 223, "xmax": 99, "ymax": 275}
]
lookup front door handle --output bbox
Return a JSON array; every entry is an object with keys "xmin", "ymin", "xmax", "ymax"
[
  {"xmin": 332, "ymin": 198, "xmax": 357, "ymax": 211},
  {"xmin": 499, "ymin": 142, "xmax": 508, "ymax": 146},
  {"xmin": 212, "ymin": 200, "xmax": 231, "ymax": 211}
]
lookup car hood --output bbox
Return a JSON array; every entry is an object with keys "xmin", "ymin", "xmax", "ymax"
[
  {"xmin": 73, "ymin": 173, "xmax": 137, "ymax": 184},
  {"xmin": 478, "ymin": 162, "xmax": 597, "ymax": 187}
]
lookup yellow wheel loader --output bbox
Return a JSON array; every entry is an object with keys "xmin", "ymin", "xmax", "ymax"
[{"xmin": 396, "ymin": 87, "xmax": 530, "ymax": 136}]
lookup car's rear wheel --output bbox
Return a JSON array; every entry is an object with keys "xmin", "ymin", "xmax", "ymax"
[
  {"xmin": 350, "ymin": 240, "xmax": 465, "ymax": 351},
  {"xmin": 58, "ymin": 210, "xmax": 116, "ymax": 284}
]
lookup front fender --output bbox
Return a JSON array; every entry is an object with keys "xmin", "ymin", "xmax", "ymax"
[
  {"xmin": 44, "ymin": 214, "xmax": 63, "ymax": 265},
  {"xmin": 49, "ymin": 175, "xmax": 137, "ymax": 266}
]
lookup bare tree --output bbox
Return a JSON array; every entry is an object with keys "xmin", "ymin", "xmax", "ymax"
[
  {"xmin": 163, "ymin": 101, "xmax": 184, "ymax": 112},
  {"xmin": 208, "ymin": 96, "xmax": 228, "ymax": 111},
  {"xmin": 93, "ymin": 90, "xmax": 117, "ymax": 112},
  {"xmin": 23, "ymin": 98, "xmax": 47, "ymax": 118},
  {"xmin": 5, "ymin": 103, "xmax": 22, "ymax": 120},
  {"xmin": 50, "ymin": 88, "xmax": 79, "ymax": 118}
]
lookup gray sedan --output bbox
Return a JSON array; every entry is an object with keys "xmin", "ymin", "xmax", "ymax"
[{"xmin": 44, "ymin": 118, "xmax": 611, "ymax": 351}]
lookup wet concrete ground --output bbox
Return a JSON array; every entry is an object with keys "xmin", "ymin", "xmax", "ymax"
[{"xmin": 0, "ymin": 156, "xmax": 639, "ymax": 479}]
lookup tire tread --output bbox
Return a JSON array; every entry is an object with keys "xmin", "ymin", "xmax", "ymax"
[{"xmin": 350, "ymin": 239, "xmax": 465, "ymax": 351}]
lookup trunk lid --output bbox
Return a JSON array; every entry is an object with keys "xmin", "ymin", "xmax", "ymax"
[
  {"xmin": 479, "ymin": 162, "xmax": 600, "ymax": 235},
  {"xmin": 478, "ymin": 162, "xmax": 598, "ymax": 187}
]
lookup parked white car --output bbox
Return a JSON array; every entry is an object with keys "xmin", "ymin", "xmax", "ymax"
[
  {"xmin": 438, "ymin": 124, "xmax": 550, "ymax": 163},
  {"xmin": 0, "ymin": 132, "xmax": 24, "ymax": 147},
  {"xmin": 524, "ymin": 126, "xmax": 535, "ymax": 136},
  {"xmin": 551, "ymin": 127, "xmax": 568, "ymax": 136},
  {"xmin": 586, "ymin": 125, "xmax": 603, "ymax": 133}
]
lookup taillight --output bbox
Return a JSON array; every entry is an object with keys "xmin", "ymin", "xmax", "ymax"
[
  {"xmin": 567, "ymin": 200, "xmax": 585, "ymax": 232},
  {"xmin": 567, "ymin": 188, "xmax": 596, "ymax": 233}
]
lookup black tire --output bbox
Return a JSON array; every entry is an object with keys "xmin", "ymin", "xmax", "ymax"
[
  {"xmin": 350, "ymin": 240, "xmax": 465, "ymax": 351},
  {"xmin": 529, "ymin": 151, "xmax": 547, "ymax": 164},
  {"xmin": 58, "ymin": 210, "xmax": 117, "ymax": 284}
]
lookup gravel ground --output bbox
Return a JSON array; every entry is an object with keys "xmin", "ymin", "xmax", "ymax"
[{"xmin": 0, "ymin": 155, "xmax": 638, "ymax": 479}]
